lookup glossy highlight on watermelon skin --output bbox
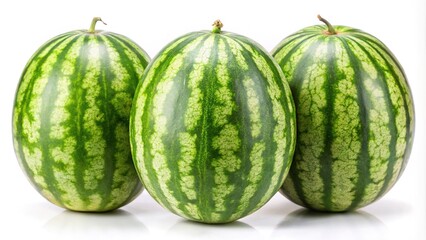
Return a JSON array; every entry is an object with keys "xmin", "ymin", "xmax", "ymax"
[
  {"xmin": 272, "ymin": 20, "xmax": 415, "ymax": 212},
  {"xmin": 130, "ymin": 21, "xmax": 297, "ymax": 223},
  {"xmin": 12, "ymin": 20, "xmax": 150, "ymax": 212}
]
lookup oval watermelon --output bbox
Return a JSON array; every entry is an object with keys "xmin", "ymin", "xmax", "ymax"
[
  {"xmin": 130, "ymin": 20, "xmax": 297, "ymax": 223},
  {"xmin": 12, "ymin": 17, "xmax": 150, "ymax": 211},
  {"xmin": 271, "ymin": 15, "xmax": 415, "ymax": 212}
]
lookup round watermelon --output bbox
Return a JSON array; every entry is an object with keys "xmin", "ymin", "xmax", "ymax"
[
  {"xmin": 271, "ymin": 15, "xmax": 415, "ymax": 211},
  {"xmin": 12, "ymin": 17, "xmax": 150, "ymax": 211},
  {"xmin": 130, "ymin": 20, "xmax": 296, "ymax": 223}
]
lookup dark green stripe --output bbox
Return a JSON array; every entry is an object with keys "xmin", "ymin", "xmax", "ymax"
[
  {"xmin": 107, "ymin": 33, "xmax": 150, "ymax": 67},
  {"xmin": 227, "ymin": 37, "xmax": 264, "ymax": 217},
  {"xmin": 103, "ymin": 34, "xmax": 148, "ymax": 90},
  {"xmin": 229, "ymin": 36, "xmax": 278, "ymax": 216},
  {"xmin": 349, "ymin": 34, "xmax": 414, "ymax": 177},
  {"xmin": 271, "ymin": 32, "xmax": 305, "ymax": 55},
  {"xmin": 364, "ymin": 36, "xmax": 415, "ymax": 172},
  {"xmin": 68, "ymin": 34, "xmax": 92, "ymax": 206},
  {"xmin": 339, "ymin": 37, "xmax": 371, "ymax": 210},
  {"xmin": 139, "ymin": 33, "xmax": 207, "ymax": 216},
  {"xmin": 108, "ymin": 33, "xmax": 151, "ymax": 66},
  {"xmin": 170, "ymin": 35, "xmax": 211, "ymax": 220},
  {"xmin": 96, "ymin": 34, "xmax": 117, "ymax": 209},
  {"xmin": 211, "ymin": 36, "xmax": 252, "ymax": 221},
  {"xmin": 141, "ymin": 32, "xmax": 205, "ymax": 101},
  {"xmin": 273, "ymin": 33, "xmax": 318, "ymax": 67},
  {"xmin": 281, "ymin": 36, "xmax": 323, "ymax": 209},
  {"xmin": 13, "ymin": 34, "xmax": 75, "ymax": 191},
  {"xmin": 196, "ymin": 34, "xmax": 222, "ymax": 221},
  {"xmin": 345, "ymin": 36, "xmax": 399, "ymax": 200},
  {"xmin": 318, "ymin": 37, "xmax": 338, "ymax": 210},
  {"xmin": 286, "ymin": 36, "xmax": 325, "ymax": 88},
  {"xmin": 40, "ymin": 34, "xmax": 83, "ymax": 206},
  {"xmin": 98, "ymin": 31, "xmax": 145, "ymax": 209},
  {"xmin": 99, "ymin": 33, "xmax": 146, "ymax": 209},
  {"xmin": 246, "ymin": 35, "xmax": 296, "ymax": 185},
  {"xmin": 17, "ymin": 33, "xmax": 76, "ymax": 127}
]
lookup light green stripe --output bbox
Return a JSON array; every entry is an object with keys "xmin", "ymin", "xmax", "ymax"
[
  {"xmin": 139, "ymin": 34, "xmax": 197, "ymax": 93},
  {"xmin": 229, "ymin": 76, "xmax": 265, "ymax": 219},
  {"xmin": 273, "ymin": 35, "xmax": 316, "ymax": 71},
  {"xmin": 149, "ymin": 79, "xmax": 182, "ymax": 213},
  {"xmin": 212, "ymin": 39, "xmax": 234, "ymax": 127},
  {"xmin": 86, "ymin": 194, "xmax": 103, "ymax": 209},
  {"xmin": 174, "ymin": 36, "xmax": 218, "ymax": 219},
  {"xmin": 15, "ymin": 34, "xmax": 72, "ymax": 108},
  {"xmin": 281, "ymin": 174, "xmax": 304, "ymax": 206},
  {"xmin": 16, "ymin": 36, "xmax": 77, "ymax": 206},
  {"xmin": 50, "ymin": 138, "xmax": 79, "ymax": 208},
  {"xmin": 20, "ymin": 36, "xmax": 76, "ymax": 144},
  {"xmin": 350, "ymin": 36, "xmax": 412, "ymax": 193},
  {"xmin": 131, "ymin": 35, "xmax": 193, "ymax": 208},
  {"xmin": 21, "ymin": 146, "xmax": 47, "ymax": 187},
  {"xmin": 271, "ymin": 33, "xmax": 304, "ymax": 60},
  {"xmin": 241, "ymin": 42, "xmax": 288, "ymax": 205},
  {"xmin": 279, "ymin": 37, "xmax": 319, "ymax": 84},
  {"xmin": 350, "ymin": 34, "xmax": 414, "ymax": 127},
  {"xmin": 211, "ymin": 124, "xmax": 241, "ymax": 213},
  {"xmin": 243, "ymin": 77, "xmax": 261, "ymax": 138},
  {"xmin": 177, "ymin": 132, "xmax": 197, "ymax": 200},
  {"xmin": 107, "ymin": 122, "xmax": 137, "ymax": 209},
  {"xmin": 131, "ymin": 35, "xmax": 198, "ymax": 161},
  {"xmin": 108, "ymin": 33, "xmax": 148, "ymax": 77},
  {"xmin": 53, "ymin": 162, "xmax": 85, "ymax": 210},
  {"xmin": 47, "ymin": 39, "xmax": 82, "ymax": 207},
  {"xmin": 48, "ymin": 42, "xmax": 77, "ymax": 140},
  {"xmin": 230, "ymin": 142, "xmax": 265, "ymax": 220},
  {"xmin": 385, "ymin": 76, "xmax": 407, "ymax": 192},
  {"xmin": 347, "ymin": 41, "xmax": 390, "ymax": 206},
  {"xmin": 224, "ymin": 37, "xmax": 248, "ymax": 70},
  {"xmin": 184, "ymin": 36, "xmax": 214, "ymax": 130},
  {"xmin": 143, "ymin": 36, "xmax": 210, "ymax": 214},
  {"xmin": 330, "ymin": 40, "xmax": 360, "ymax": 210},
  {"xmin": 293, "ymin": 43, "xmax": 329, "ymax": 210},
  {"xmin": 81, "ymin": 36, "xmax": 106, "ymax": 191},
  {"xmin": 21, "ymin": 82, "xmax": 43, "ymax": 143},
  {"xmin": 100, "ymin": 35, "xmax": 134, "ymax": 119},
  {"xmin": 100, "ymin": 35, "xmax": 130, "ymax": 92}
]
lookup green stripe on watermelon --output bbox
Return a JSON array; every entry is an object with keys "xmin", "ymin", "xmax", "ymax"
[
  {"xmin": 130, "ymin": 20, "xmax": 296, "ymax": 223},
  {"xmin": 272, "ymin": 15, "xmax": 415, "ymax": 212},
  {"xmin": 13, "ymin": 17, "xmax": 150, "ymax": 211}
]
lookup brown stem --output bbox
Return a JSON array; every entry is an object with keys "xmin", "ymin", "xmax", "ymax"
[
  {"xmin": 317, "ymin": 15, "xmax": 336, "ymax": 35},
  {"xmin": 212, "ymin": 20, "xmax": 223, "ymax": 33}
]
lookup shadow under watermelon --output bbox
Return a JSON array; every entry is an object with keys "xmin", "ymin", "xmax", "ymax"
[
  {"xmin": 43, "ymin": 209, "xmax": 148, "ymax": 239},
  {"xmin": 271, "ymin": 208, "xmax": 387, "ymax": 240},
  {"xmin": 166, "ymin": 219, "xmax": 260, "ymax": 240}
]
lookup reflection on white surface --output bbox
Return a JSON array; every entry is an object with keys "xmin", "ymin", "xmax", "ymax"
[
  {"xmin": 167, "ymin": 219, "xmax": 260, "ymax": 240},
  {"xmin": 23, "ymin": 195, "xmax": 419, "ymax": 240},
  {"xmin": 271, "ymin": 209, "xmax": 387, "ymax": 240},
  {"xmin": 43, "ymin": 209, "xmax": 148, "ymax": 238}
]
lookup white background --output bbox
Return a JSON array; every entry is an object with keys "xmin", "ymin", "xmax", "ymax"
[{"xmin": 0, "ymin": 0, "xmax": 425, "ymax": 239}]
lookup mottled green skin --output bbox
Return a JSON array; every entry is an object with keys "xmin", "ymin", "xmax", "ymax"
[
  {"xmin": 130, "ymin": 30, "xmax": 296, "ymax": 223},
  {"xmin": 13, "ymin": 29, "xmax": 150, "ymax": 211},
  {"xmin": 272, "ymin": 25, "xmax": 415, "ymax": 211}
]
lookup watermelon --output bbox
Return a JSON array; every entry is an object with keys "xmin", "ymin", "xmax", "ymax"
[
  {"xmin": 12, "ymin": 17, "xmax": 150, "ymax": 212},
  {"xmin": 130, "ymin": 20, "xmax": 296, "ymax": 223},
  {"xmin": 271, "ymin": 15, "xmax": 415, "ymax": 212}
]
